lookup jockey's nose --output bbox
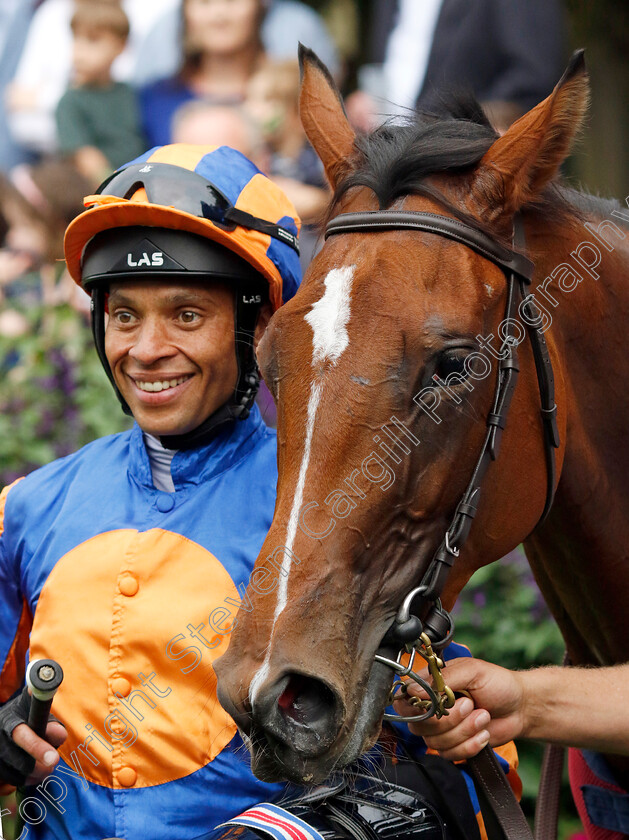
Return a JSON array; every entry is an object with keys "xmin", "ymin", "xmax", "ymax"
[{"xmin": 252, "ymin": 672, "xmax": 344, "ymax": 757}]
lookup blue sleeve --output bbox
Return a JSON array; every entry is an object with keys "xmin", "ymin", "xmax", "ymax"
[{"xmin": 0, "ymin": 480, "xmax": 30, "ymax": 704}]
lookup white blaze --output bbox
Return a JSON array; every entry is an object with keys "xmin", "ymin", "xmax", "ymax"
[
  {"xmin": 305, "ymin": 266, "xmax": 354, "ymax": 365},
  {"xmin": 249, "ymin": 265, "xmax": 355, "ymax": 705}
]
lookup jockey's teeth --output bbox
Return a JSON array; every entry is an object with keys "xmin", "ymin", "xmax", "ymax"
[{"xmin": 136, "ymin": 377, "xmax": 189, "ymax": 392}]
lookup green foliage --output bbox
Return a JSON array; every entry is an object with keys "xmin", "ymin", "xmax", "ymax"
[
  {"xmin": 0, "ymin": 794, "xmax": 15, "ymax": 840},
  {"xmin": 0, "ymin": 300, "xmax": 131, "ymax": 487},
  {"xmin": 453, "ymin": 549, "xmax": 564, "ymax": 668}
]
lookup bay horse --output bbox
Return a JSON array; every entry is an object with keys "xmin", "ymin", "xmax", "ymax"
[{"xmin": 215, "ymin": 48, "xmax": 629, "ymax": 790}]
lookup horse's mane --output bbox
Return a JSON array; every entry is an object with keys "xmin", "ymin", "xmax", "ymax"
[
  {"xmin": 567, "ymin": 189, "xmax": 625, "ymax": 220},
  {"xmin": 330, "ymin": 92, "xmax": 593, "ymax": 246}
]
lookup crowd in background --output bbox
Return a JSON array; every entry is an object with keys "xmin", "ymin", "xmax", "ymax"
[
  {"xmin": 0, "ymin": 0, "xmax": 349, "ymax": 442},
  {"xmin": 0, "ymin": 0, "xmax": 572, "ymax": 436},
  {"xmin": 0, "ymin": 0, "xmax": 576, "ymax": 466},
  {"xmin": 0, "ymin": 0, "xmax": 341, "ymax": 319},
  {"xmin": 0, "ymin": 0, "xmax": 567, "ymax": 334},
  {"xmin": 0, "ymin": 0, "xmax": 569, "ymax": 444}
]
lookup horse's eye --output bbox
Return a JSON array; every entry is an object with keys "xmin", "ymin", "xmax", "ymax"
[{"xmin": 434, "ymin": 350, "xmax": 469, "ymax": 383}]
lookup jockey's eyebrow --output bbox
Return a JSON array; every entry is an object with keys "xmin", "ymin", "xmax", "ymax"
[{"xmin": 108, "ymin": 288, "xmax": 221, "ymax": 308}]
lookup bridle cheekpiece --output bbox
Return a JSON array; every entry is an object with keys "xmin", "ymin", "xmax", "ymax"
[{"xmin": 324, "ymin": 208, "xmax": 560, "ymax": 721}]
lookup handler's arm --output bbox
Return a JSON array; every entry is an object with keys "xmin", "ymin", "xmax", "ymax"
[{"xmin": 394, "ymin": 657, "xmax": 629, "ymax": 760}]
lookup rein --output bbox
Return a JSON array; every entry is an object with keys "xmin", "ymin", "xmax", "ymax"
[{"xmin": 324, "ymin": 208, "xmax": 560, "ymax": 677}]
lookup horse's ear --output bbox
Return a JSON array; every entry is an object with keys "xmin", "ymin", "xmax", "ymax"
[
  {"xmin": 474, "ymin": 50, "xmax": 589, "ymax": 217},
  {"xmin": 298, "ymin": 43, "xmax": 356, "ymax": 189}
]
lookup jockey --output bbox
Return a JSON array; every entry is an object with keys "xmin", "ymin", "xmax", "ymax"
[
  {"xmin": 0, "ymin": 144, "xmax": 518, "ymax": 840},
  {"xmin": 0, "ymin": 144, "xmax": 301, "ymax": 839}
]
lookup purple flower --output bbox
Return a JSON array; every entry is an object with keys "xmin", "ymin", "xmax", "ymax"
[{"xmin": 473, "ymin": 590, "xmax": 486, "ymax": 609}]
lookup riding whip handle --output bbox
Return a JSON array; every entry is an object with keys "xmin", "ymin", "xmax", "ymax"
[{"xmin": 14, "ymin": 659, "xmax": 64, "ymax": 839}]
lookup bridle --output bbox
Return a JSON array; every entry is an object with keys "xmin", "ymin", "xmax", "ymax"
[{"xmin": 324, "ymin": 209, "xmax": 560, "ymax": 719}]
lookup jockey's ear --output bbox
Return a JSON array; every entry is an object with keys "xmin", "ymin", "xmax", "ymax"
[
  {"xmin": 472, "ymin": 50, "xmax": 589, "ymax": 221},
  {"xmin": 298, "ymin": 44, "xmax": 356, "ymax": 190}
]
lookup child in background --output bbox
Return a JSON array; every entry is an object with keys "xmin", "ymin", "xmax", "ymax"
[
  {"xmin": 0, "ymin": 172, "xmax": 47, "ymax": 322},
  {"xmin": 0, "ymin": 160, "xmax": 92, "ymax": 325},
  {"xmin": 55, "ymin": 1, "xmax": 146, "ymax": 186},
  {"xmin": 245, "ymin": 59, "xmax": 329, "ymax": 277},
  {"xmin": 245, "ymin": 59, "xmax": 329, "ymax": 227}
]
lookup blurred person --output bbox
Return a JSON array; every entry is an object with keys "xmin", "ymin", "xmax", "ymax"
[
  {"xmin": 0, "ymin": 160, "xmax": 92, "ymax": 319},
  {"xmin": 246, "ymin": 59, "xmax": 328, "ymax": 225},
  {"xmin": 139, "ymin": 0, "xmax": 270, "ymax": 148},
  {"xmin": 0, "ymin": 0, "xmax": 37, "ymax": 171},
  {"xmin": 171, "ymin": 100, "xmax": 268, "ymax": 169},
  {"xmin": 245, "ymin": 59, "xmax": 328, "ymax": 280},
  {"xmin": 133, "ymin": 0, "xmax": 339, "ymax": 88},
  {"xmin": 55, "ymin": 1, "xmax": 146, "ymax": 186},
  {"xmin": 5, "ymin": 0, "xmax": 177, "ymax": 157},
  {"xmin": 346, "ymin": 0, "xmax": 565, "ymax": 133},
  {"xmin": 0, "ymin": 172, "xmax": 46, "ymax": 322}
]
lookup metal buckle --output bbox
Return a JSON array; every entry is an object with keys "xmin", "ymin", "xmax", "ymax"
[
  {"xmin": 376, "ymin": 632, "xmax": 456, "ymax": 723},
  {"xmin": 444, "ymin": 532, "xmax": 459, "ymax": 558}
]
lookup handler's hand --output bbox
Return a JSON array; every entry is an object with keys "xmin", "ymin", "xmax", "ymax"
[{"xmin": 392, "ymin": 657, "xmax": 526, "ymax": 761}]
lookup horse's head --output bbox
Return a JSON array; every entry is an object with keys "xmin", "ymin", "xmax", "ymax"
[{"xmin": 215, "ymin": 48, "xmax": 589, "ymax": 783}]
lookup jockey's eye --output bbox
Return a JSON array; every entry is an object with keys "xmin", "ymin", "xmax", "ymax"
[{"xmin": 434, "ymin": 349, "xmax": 469, "ymax": 383}]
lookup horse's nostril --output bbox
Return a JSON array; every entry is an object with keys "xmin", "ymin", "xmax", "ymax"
[
  {"xmin": 253, "ymin": 672, "xmax": 342, "ymax": 757},
  {"xmin": 277, "ymin": 674, "xmax": 336, "ymax": 726}
]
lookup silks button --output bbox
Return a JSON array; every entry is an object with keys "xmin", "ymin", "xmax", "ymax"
[
  {"xmin": 156, "ymin": 494, "xmax": 175, "ymax": 512},
  {"xmin": 119, "ymin": 574, "xmax": 139, "ymax": 597},
  {"xmin": 112, "ymin": 677, "xmax": 131, "ymax": 697},
  {"xmin": 117, "ymin": 766, "xmax": 137, "ymax": 787}
]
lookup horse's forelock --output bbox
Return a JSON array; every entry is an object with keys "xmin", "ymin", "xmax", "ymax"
[
  {"xmin": 331, "ymin": 98, "xmax": 497, "ymax": 207},
  {"xmin": 326, "ymin": 96, "xmax": 576, "ymax": 249}
]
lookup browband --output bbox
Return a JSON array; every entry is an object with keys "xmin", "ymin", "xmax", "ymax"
[{"xmin": 325, "ymin": 210, "xmax": 534, "ymax": 282}]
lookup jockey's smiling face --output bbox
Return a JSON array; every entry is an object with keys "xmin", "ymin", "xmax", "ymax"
[{"xmin": 104, "ymin": 279, "xmax": 238, "ymax": 438}]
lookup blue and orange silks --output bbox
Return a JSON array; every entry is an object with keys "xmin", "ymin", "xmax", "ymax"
[
  {"xmin": 64, "ymin": 144, "xmax": 302, "ymax": 312},
  {"xmin": 0, "ymin": 407, "xmax": 286, "ymax": 839}
]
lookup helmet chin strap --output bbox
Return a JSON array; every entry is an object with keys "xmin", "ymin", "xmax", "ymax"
[{"xmin": 90, "ymin": 283, "xmax": 263, "ymax": 451}]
